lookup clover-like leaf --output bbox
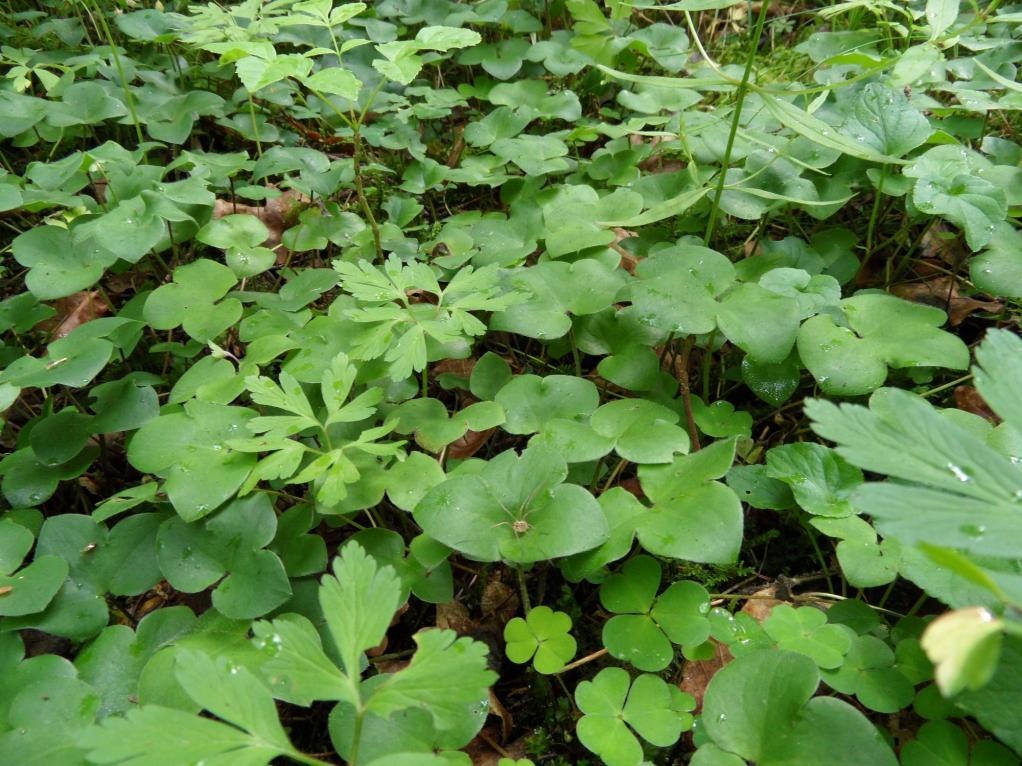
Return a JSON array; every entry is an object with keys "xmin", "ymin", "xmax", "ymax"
[
  {"xmin": 504, "ymin": 606, "xmax": 577, "ymax": 674},
  {"xmin": 575, "ymin": 667, "xmax": 694, "ymax": 766},
  {"xmin": 600, "ymin": 555, "xmax": 711, "ymax": 671},
  {"xmin": 414, "ymin": 446, "xmax": 607, "ymax": 564},
  {"xmin": 762, "ymin": 604, "xmax": 853, "ymax": 669},
  {"xmin": 821, "ymin": 633, "xmax": 915, "ymax": 713},
  {"xmin": 143, "ymin": 259, "xmax": 242, "ymax": 342}
]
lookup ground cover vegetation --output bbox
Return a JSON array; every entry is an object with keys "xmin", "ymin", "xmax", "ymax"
[{"xmin": 1, "ymin": 0, "xmax": 1021, "ymax": 763}]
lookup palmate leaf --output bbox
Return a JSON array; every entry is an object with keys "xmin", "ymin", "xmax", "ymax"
[{"xmin": 806, "ymin": 348, "xmax": 1022, "ymax": 560}]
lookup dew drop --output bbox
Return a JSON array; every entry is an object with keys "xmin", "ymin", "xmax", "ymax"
[
  {"xmin": 946, "ymin": 463, "xmax": 971, "ymax": 482},
  {"xmin": 959, "ymin": 523, "xmax": 986, "ymax": 539}
]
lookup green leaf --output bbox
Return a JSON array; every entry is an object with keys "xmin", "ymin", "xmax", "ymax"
[
  {"xmin": 636, "ymin": 440, "xmax": 743, "ymax": 563},
  {"xmin": 906, "ymin": 146, "xmax": 1007, "ymax": 251},
  {"xmin": 143, "ymin": 259, "xmax": 242, "ymax": 342},
  {"xmin": 0, "ymin": 555, "xmax": 68, "ymax": 617},
  {"xmin": 797, "ymin": 294, "xmax": 968, "ymax": 396},
  {"xmin": 841, "ymin": 84, "xmax": 931, "ymax": 158},
  {"xmin": 575, "ymin": 667, "xmax": 693, "ymax": 766},
  {"xmin": 590, "ymin": 398, "xmax": 689, "ymax": 464},
  {"xmin": 766, "ymin": 443, "xmax": 863, "ymax": 517},
  {"xmin": 702, "ymin": 650, "xmax": 898, "ymax": 765},
  {"xmin": 807, "ymin": 384, "xmax": 1022, "ymax": 560},
  {"xmin": 12, "ymin": 225, "xmax": 111, "ymax": 300},
  {"xmin": 302, "ymin": 68, "xmax": 363, "ymax": 100},
  {"xmin": 762, "ymin": 604, "xmax": 853, "ymax": 669},
  {"xmin": 82, "ymin": 652, "xmax": 300, "ymax": 765},
  {"xmin": 128, "ymin": 400, "xmax": 256, "ymax": 521},
  {"xmin": 921, "ymin": 608, "xmax": 1004, "ymax": 697},
  {"xmin": 320, "ymin": 542, "xmax": 403, "ymax": 679},
  {"xmin": 253, "ymin": 614, "xmax": 350, "ymax": 705},
  {"xmin": 600, "ymin": 556, "xmax": 711, "ymax": 671},
  {"xmin": 926, "ymin": 0, "xmax": 959, "ymax": 39},
  {"xmin": 955, "ymin": 636, "xmax": 1022, "ymax": 755},
  {"xmin": 757, "ymin": 91, "xmax": 908, "ymax": 165},
  {"xmin": 414, "ymin": 447, "xmax": 608, "ymax": 564},
  {"xmin": 821, "ymin": 633, "xmax": 915, "ymax": 713},
  {"xmin": 366, "ymin": 628, "xmax": 496, "ymax": 730},
  {"xmin": 504, "ymin": 606, "xmax": 577, "ymax": 674}
]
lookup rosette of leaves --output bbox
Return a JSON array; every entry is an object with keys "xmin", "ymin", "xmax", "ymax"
[
  {"xmin": 415, "ymin": 446, "xmax": 608, "ymax": 564},
  {"xmin": 599, "ymin": 555, "xmax": 712, "ymax": 671},
  {"xmin": 575, "ymin": 667, "xmax": 695, "ymax": 766},
  {"xmin": 229, "ymin": 354, "xmax": 406, "ymax": 509},
  {"xmin": 334, "ymin": 256, "xmax": 524, "ymax": 381},
  {"xmin": 504, "ymin": 606, "xmax": 577, "ymax": 674}
]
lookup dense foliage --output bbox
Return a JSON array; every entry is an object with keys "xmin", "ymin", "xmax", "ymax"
[{"xmin": 1, "ymin": 0, "xmax": 1021, "ymax": 764}]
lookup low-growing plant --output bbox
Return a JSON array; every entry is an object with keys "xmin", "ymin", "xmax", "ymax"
[{"xmin": 1, "ymin": 0, "xmax": 1021, "ymax": 764}]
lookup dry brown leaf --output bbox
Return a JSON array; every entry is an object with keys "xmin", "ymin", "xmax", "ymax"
[
  {"xmin": 891, "ymin": 276, "xmax": 1002, "ymax": 326},
  {"xmin": 677, "ymin": 640, "xmax": 733, "ymax": 712},
  {"xmin": 618, "ymin": 477, "xmax": 645, "ymax": 500},
  {"xmin": 954, "ymin": 385, "xmax": 999, "ymax": 423},
  {"xmin": 437, "ymin": 600, "xmax": 476, "ymax": 633},
  {"xmin": 463, "ymin": 731, "xmax": 529, "ymax": 765},
  {"xmin": 449, "ymin": 427, "xmax": 495, "ymax": 460},
  {"xmin": 739, "ymin": 585, "xmax": 785, "ymax": 623},
  {"xmin": 212, "ymin": 188, "xmax": 310, "ymax": 253},
  {"xmin": 432, "ymin": 357, "xmax": 477, "ymax": 379},
  {"xmin": 480, "ymin": 578, "xmax": 519, "ymax": 626},
  {"xmin": 488, "ymin": 689, "xmax": 514, "ymax": 741},
  {"xmin": 367, "ymin": 602, "xmax": 409, "ymax": 657},
  {"xmin": 43, "ymin": 291, "xmax": 110, "ymax": 339},
  {"xmin": 919, "ymin": 223, "xmax": 966, "ymax": 266},
  {"xmin": 374, "ymin": 658, "xmax": 409, "ymax": 675},
  {"xmin": 610, "ymin": 227, "xmax": 642, "ymax": 275}
]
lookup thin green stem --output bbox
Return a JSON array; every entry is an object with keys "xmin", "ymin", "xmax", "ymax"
[
  {"xmin": 88, "ymin": 0, "xmax": 144, "ymax": 147},
  {"xmin": 247, "ymin": 96, "xmax": 263, "ymax": 157},
  {"xmin": 516, "ymin": 565, "xmax": 532, "ymax": 613},
  {"xmin": 804, "ymin": 525, "xmax": 835, "ymax": 593},
  {"xmin": 704, "ymin": 0, "xmax": 771, "ymax": 245},
  {"xmin": 569, "ymin": 328, "xmax": 582, "ymax": 377},
  {"xmin": 857, "ymin": 164, "xmax": 888, "ymax": 281},
  {"xmin": 347, "ymin": 708, "xmax": 365, "ymax": 766}
]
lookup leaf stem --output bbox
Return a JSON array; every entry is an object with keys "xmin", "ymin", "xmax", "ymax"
[
  {"xmin": 88, "ymin": 0, "xmax": 144, "ymax": 148},
  {"xmin": 556, "ymin": 647, "xmax": 608, "ymax": 674},
  {"xmin": 704, "ymin": 0, "xmax": 771, "ymax": 245},
  {"xmin": 516, "ymin": 565, "xmax": 532, "ymax": 613}
]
